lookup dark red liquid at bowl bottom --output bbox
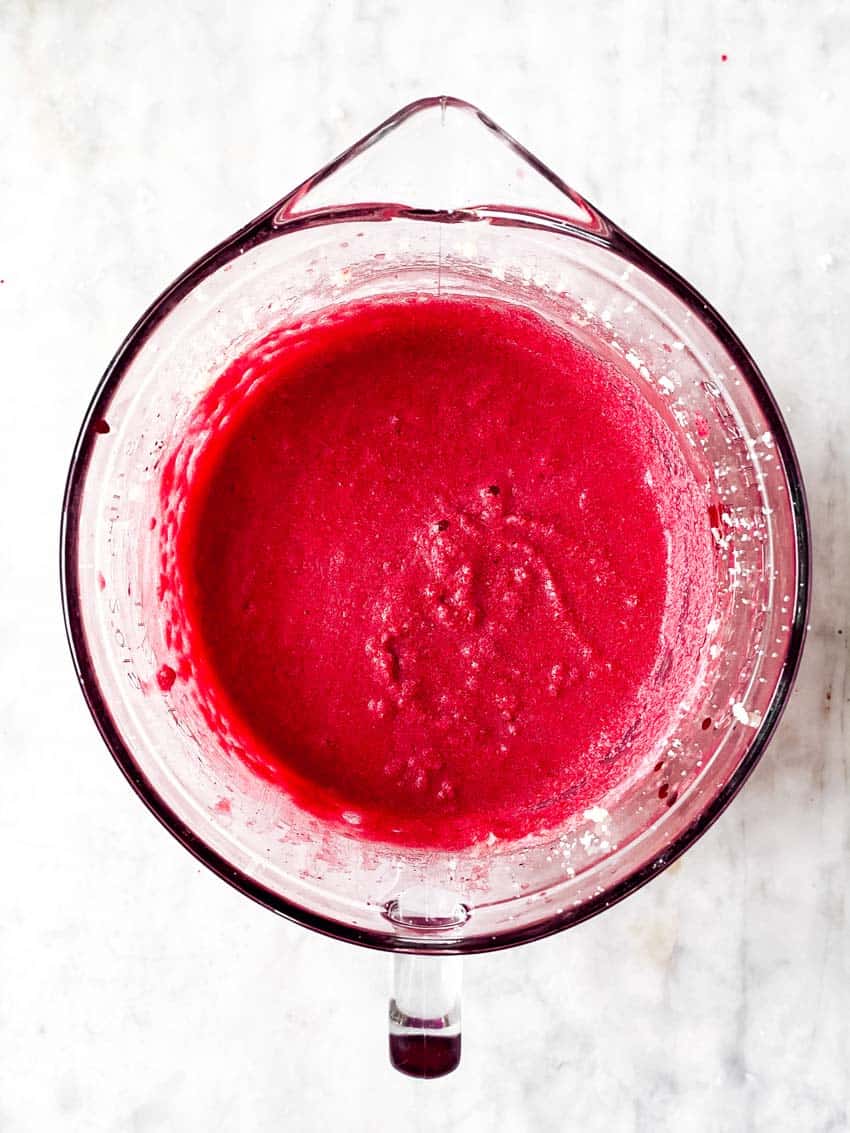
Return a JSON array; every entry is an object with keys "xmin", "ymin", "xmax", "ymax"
[
  {"xmin": 389, "ymin": 1033, "xmax": 461, "ymax": 1079},
  {"xmin": 163, "ymin": 294, "xmax": 714, "ymax": 848}
]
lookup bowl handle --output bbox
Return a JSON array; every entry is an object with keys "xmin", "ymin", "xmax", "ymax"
[{"xmin": 388, "ymin": 953, "xmax": 462, "ymax": 1078}]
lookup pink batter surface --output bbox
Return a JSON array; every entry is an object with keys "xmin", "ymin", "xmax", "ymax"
[{"xmin": 167, "ymin": 295, "xmax": 714, "ymax": 847}]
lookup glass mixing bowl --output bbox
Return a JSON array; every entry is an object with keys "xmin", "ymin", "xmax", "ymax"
[{"xmin": 61, "ymin": 97, "xmax": 810, "ymax": 1077}]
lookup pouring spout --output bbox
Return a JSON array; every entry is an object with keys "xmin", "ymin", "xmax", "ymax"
[{"xmin": 273, "ymin": 95, "xmax": 608, "ymax": 235}]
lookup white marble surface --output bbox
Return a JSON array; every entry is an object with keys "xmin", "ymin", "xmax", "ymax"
[{"xmin": 1, "ymin": 2, "xmax": 848, "ymax": 1130}]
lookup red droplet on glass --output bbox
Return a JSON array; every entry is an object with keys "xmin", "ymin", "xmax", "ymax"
[{"xmin": 156, "ymin": 664, "xmax": 177, "ymax": 692}]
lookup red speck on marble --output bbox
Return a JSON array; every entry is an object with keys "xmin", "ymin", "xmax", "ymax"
[
  {"xmin": 149, "ymin": 517, "xmax": 157, "ymax": 530},
  {"xmin": 97, "ymin": 571, "xmax": 106, "ymax": 591},
  {"xmin": 156, "ymin": 664, "xmax": 177, "ymax": 692},
  {"xmin": 214, "ymin": 798, "xmax": 232, "ymax": 815},
  {"xmin": 721, "ymin": 53, "xmax": 728, "ymax": 62}
]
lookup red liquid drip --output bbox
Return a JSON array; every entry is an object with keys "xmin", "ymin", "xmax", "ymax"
[
  {"xmin": 156, "ymin": 664, "xmax": 177, "ymax": 693},
  {"xmin": 167, "ymin": 295, "xmax": 713, "ymax": 847}
]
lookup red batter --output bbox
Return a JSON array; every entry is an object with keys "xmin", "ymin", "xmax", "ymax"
[{"xmin": 168, "ymin": 295, "xmax": 713, "ymax": 847}]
